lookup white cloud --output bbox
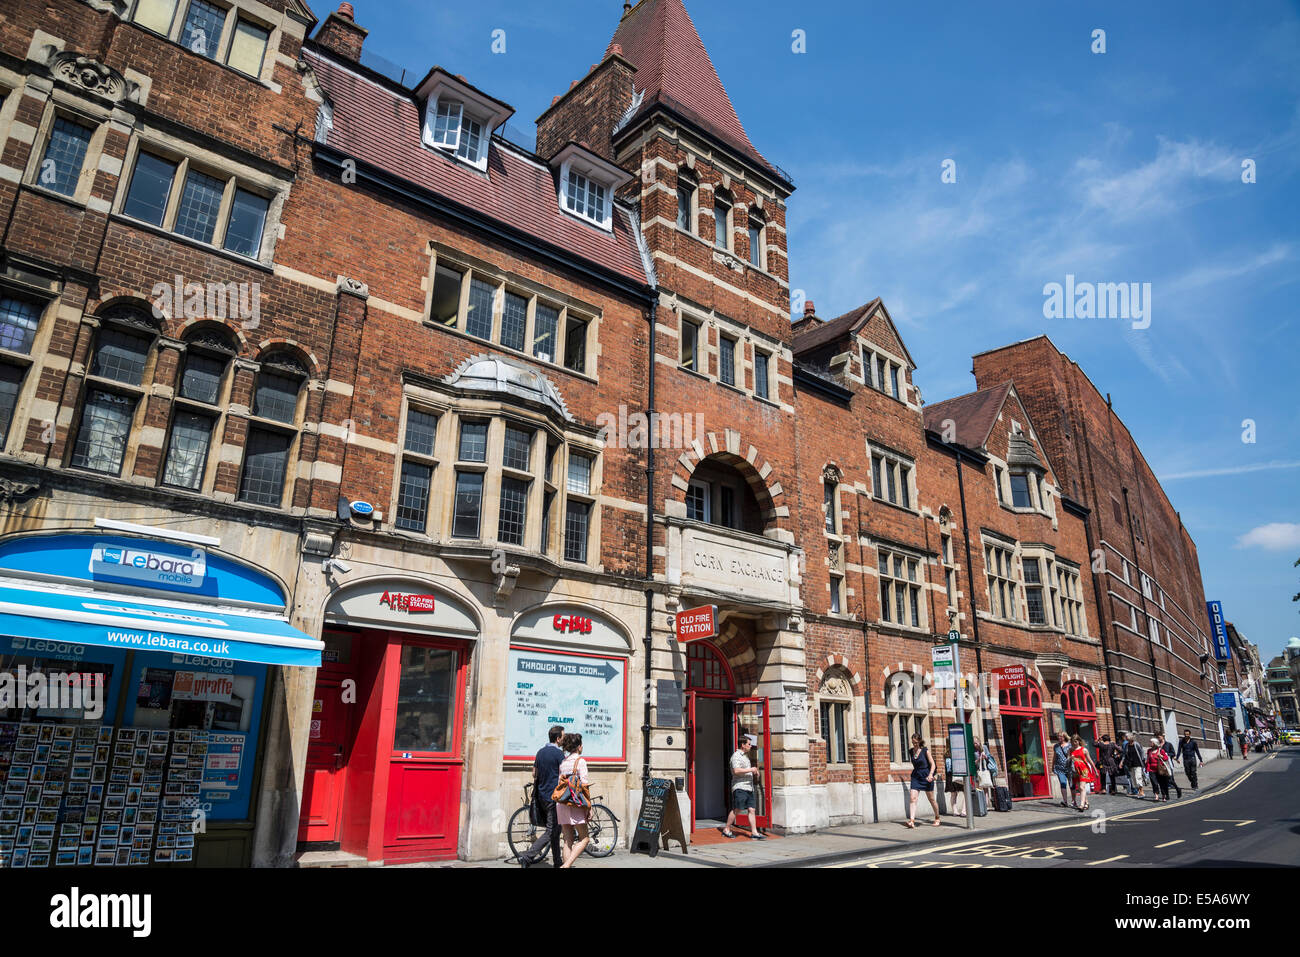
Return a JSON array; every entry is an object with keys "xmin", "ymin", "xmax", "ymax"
[
  {"xmin": 1076, "ymin": 136, "xmax": 1240, "ymax": 221},
  {"xmin": 1234, "ymin": 522, "xmax": 1300, "ymax": 550},
  {"xmin": 1162, "ymin": 460, "xmax": 1300, "ymax": 481}
]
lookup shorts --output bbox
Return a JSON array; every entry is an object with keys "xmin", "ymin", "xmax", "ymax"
[{"xmin": 731, "ymin": 788, "xmax": 755, "ymax": 812}]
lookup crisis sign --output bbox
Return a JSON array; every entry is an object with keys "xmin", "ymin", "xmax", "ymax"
[
  {"xmin": 994, "ymin": 665, "xmax": 1027, "ymax": 690},
  {"xmin": 675, "ymin": 605, "xmax": 717, "ymax": 643}
]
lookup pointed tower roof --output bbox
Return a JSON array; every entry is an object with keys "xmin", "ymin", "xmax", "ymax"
[{"xmin": 607, "ymin": 0, "xmax": 788, "ymax": 185}]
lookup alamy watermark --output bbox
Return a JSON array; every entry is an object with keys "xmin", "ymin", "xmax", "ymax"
[
  {"xmin": 151, "ymin": 274, "xmax": 261, "ymax": 329},
  {"xmin": 1043, "ymin": 275, "xmax": 1151, "ymax": 330},
  {"xmin": 596, "ymin": 405, "xmax": 705, "ymax": 450},
  {"xmin": 0, "ymin": 667, "xmax": 105, "ymax": 720}
]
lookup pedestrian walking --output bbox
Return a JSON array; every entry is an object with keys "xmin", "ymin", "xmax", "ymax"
[
  {"xmin": 1052, "ymin": 732, "xmax": 1074, "ymax": 807},
  {"xmin": 1238, "ymin": 730, "xmax": 1249, "ymax": 758},
  {"xmin": 973, "ymin": 738, "xmax": 997, "ymax": 801},
  {"xmin": 1097, "ymin": 735, "xmax": 1120, "ymax": 795},
  {"xmin": 1146, "ymin": 737, "xmax": 1174, "ymax": 802},
  {"xmin": 944, "ymin": 746, "xmax": 966, "ymax": 817},
  {"xmin": 722, "ymin": 734, "xmax": 764, "ymax": 840},
  {"xmin": 1223, "ymin": 732, "xmax": 1234, "ymax": 759},
  {"xmin": 1070, "ymin": 734, "xmax": 1099, "ymax": 811},
  {"xmin": 554, "ymin": 733, "xmax": 592, "ymax": 868},
  {"xmin": 1176, "ymin": 729, "xmax": 1204, "ymax": 789},
  {"xmin": 905, "ymin": 733, "xmax": 941, "ymax": 828},
  {"xmin": 1122, "ymin": 732, "xmax": 1146, "ymax": 797},
  {"xmin": 1157, "ymin": 733, "xmax": 1183, "ymax": 798},
  {"xmin": 518, "ymin": 724, "xmax": 565, "ymax": 868}
]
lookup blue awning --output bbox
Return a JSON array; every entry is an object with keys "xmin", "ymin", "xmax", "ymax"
[{"xmin": 0, "ymin": 582, "xmax": 322, "ymax": 668}]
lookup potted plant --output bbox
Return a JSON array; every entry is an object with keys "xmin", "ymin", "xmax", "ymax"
[{"xmin": 1007, "ymin": 754, "xmax": 1044, "ymax": 797}]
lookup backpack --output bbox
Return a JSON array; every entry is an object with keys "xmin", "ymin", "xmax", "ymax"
[{"xmin": 551, "ymin": 758, "xmax": 592, "ymax": 808}]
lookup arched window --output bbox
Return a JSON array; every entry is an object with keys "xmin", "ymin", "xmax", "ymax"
[
  {"xmin": 70, "ymin": 306, "xmax": 159, "ymax": 476},
  {"xmin": 162, "ymin": 326, "xmax": 237, "ymax": 491},
  {"xmin": 999, "ymin": 678, "xmax": 1043, "ymax": 713},
  {"xmin": 1061, "ymin": 682, "xmax": 1096, "ymax": 718},
  {"xmin": 686, "ymin": 640, "xmax": 734, "ymax": 696},
  {"xmin": 239, "ymin": 352, "xmax": 306, "ymax": 507},
  {"xmin": 886, "ymin": 672, "xmax": 927, "ymax": 764},
  {"xmin": 687, "ymin": 456, "xmax": 764, "ymax": 534},
  {"xmin": 818, "ymin": 668, "xmax": 855, "ymax": 766}
]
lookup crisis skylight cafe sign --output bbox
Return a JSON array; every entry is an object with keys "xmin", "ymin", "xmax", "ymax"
[{"xmin": 1206, "ymin": 600, "xmax": 1230, "ymax": 662}]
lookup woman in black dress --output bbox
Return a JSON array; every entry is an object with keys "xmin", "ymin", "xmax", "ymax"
[{"xmin": 906, "ymin": 733, "xmax": 941, "ymax": 828}]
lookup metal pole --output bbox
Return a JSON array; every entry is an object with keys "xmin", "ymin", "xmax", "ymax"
[{"xmin": 953, "ymin": 641, "xmax": 973, "ymax": 830}]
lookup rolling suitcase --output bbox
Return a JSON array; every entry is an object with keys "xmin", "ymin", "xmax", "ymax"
[
  {"xmin": 993, "ymin": 786, "xmax": 1013, "ymax": 812},
  {"xmin": 973, "ymin": 788, "xmax": 988, "ymax": 817}
]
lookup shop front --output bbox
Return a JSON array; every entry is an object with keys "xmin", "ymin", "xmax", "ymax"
[
  {"xmin": 0, "ymin": 530, "xmax": 321, "ymax": 868},
  {"xmin": 306, "ymin": 578, "xmax": 478, "ymax": 864},
  {"xmin": 999, "ymin": 678, "xmax": 1050, "ymax": 799},
  {"xmin": 1061, "ymin": 681, "xmax": 1099, "ymax": 754}
]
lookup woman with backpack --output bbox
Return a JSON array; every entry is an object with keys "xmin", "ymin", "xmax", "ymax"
[
  {"xmin": 1145, "ymin": 736, "xmax": 1174, "ymax": 802},
  {"xmin": 1122, "ymin": 732, "xmax": 1146, "ymax": 798},
  {"xmin": 553, "ymin": 733, "xmax": 592, "ymax": 867}
]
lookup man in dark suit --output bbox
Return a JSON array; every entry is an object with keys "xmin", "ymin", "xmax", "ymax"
[
  {"xmin": 1176, "ymin": 729, "xmax": 1204, "ymax": 789},
  {"xmin": 518, "ymin": 725, "xmax": 565, "ymax": 868}
]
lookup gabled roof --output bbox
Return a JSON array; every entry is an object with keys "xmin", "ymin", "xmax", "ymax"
[
  {"xmin": 607, "ymin": 0, "xmax": 785, "ymax": 185},
  {"xmin": 792, "ymin": 298, "xmax": 916, "ymax": 369},
  {"xmin": 304, "ymin": 50, "xmax": 651, "ymax": 289},
  {"xmin": 923, "ymin": 381, "xmax": 1013, "ymax": 451}
]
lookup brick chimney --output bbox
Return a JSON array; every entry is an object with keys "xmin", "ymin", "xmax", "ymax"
[
  {"xmin": 315, "ymin": 3, "xmax": 368, "ymax": 61},
  {"xmin": 804, "ymin": 300, "xmax": 816, "ymax": 319},
  {"xmin": 535, "ymin": 47, "xmax": 637, "ymax": 164}
]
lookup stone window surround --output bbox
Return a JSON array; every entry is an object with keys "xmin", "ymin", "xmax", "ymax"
[
  {"xmin": 22, "ymin": 94, "xmax": 115, "ymax": 208},
  {"xmin": 981, "ymin": 533, "xmax": 1020, "ymax": 624},
  {"xmin": 233, "ymin": 352, "xmax": 310, "ymax": 508},
  {"xmin": 0, "ymin": 69, "xmax": 26, "ymax": 160},
  {"xmin": 422, "ymin": 243, "xmax": 600, "ymax": 382},
  {"xmin": 113, "ymin": 127, "xmax": 288, "ymax": 267},
  {"xmin": 877, "ymin": 542, "xmax": 926, "ymax": 631},
  {"xmin": 0, "ymin": 281, "xmax": 62, "ymax": 458},
  {"xmin": 867, "ymin": 440, "xmax": 917, "ymax": 512},
  {"xmin": 159, "ymin": 328, "xmax": 241, "ymax": 494},
  {"xmin": 987, "ymin": 450, "xmax": 1058, "ymax": 522},
  {"xmin": 1018, "ymin": 544, "xmax": 1059, "ymax": 629},
  {"xmin": 859, "ymin": 342, "xmax": 910, "ymax": 403},
  {"xmin": 124, "ymin": 0, "xmax": 282, "ymax": 87},
  {"xmin": 816, "ymin": 666, "xmax": 859, "ymax": 770},
  {"xmin": 884, "ymin": 670, "xmax": 928, "ymax": 769},
  {"xmin": 391, "ymin": 385, "xmax": 603, "ymax": 567},
  {"xmin": 1053, "ymin": 558, "xmax": 1089, "ymax": 639},
  {"xmin": 674, "ymin": 304, "xmax": 782, "ymax": 403}
]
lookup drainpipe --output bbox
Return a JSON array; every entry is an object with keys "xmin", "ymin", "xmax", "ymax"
[
  {"xmin": 854, "ymin": 490, "xmax": 880, "ymax": 823},
  {"xmin": 642, "ymin": 298, "xmax": 658, "ymax": 791},
  {"xmin": 951, "ymin": 441, "xmax": 990, "ymax": 763}
]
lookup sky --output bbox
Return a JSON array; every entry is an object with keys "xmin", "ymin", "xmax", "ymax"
[{"xmin": 335, "ymin": 0, "xmax": 1300, "ymax": 662}]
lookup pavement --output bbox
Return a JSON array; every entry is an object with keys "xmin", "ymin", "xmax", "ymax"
[{"xmin": 449, "ymin": 745, "xmax": 1283, "ymax": 869}]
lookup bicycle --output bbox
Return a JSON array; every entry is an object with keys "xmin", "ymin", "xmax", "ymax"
[{"xmin": 507, "ymin": 783, "xmax": 619, "ymax": 862}]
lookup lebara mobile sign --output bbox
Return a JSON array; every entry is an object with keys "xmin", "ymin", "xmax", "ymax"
[
  {"xmin": 90, "ymin": 543, "xmax": 206, "ymax": 590},
  {"xmin": 1206, "ymin": 600, "xmax": 1230, "ymax": 662}
]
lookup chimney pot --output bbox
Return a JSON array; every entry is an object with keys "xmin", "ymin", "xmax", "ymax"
[
  {"xmin": 804, "ymin": 300, "xmax": 816, "ymax": 318},
  {"xmin": 610, "ymin": 43, "xmax": 623, "ymax": 57},
  {"xmin": 338, "ymin": 2, "xmax": 355, "ymax": 18}
]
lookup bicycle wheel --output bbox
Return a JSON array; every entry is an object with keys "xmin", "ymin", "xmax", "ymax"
[
  {"xmin": 507, "ymin": 806, "xmax": 549, "ymax": 863},
  {"xmin": 584, "ymin": 804, "xmax": 618, "ymax": 858}
]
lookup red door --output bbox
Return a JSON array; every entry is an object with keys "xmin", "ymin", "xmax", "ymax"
[
  {"xmin": 732, "ymin": 697, "xmax": 772, "ymax": 830},
  {"xmin": 298, "ymin": 636, "xmax": 357, "ymax": 843},
  {"xmin": 382, "ymin": 640, "xmax": 466, "ymax": 861}
]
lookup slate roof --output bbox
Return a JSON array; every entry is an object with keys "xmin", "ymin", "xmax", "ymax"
[
  {"xmin": 792, "ymin": 299, "xmax": 882, "ymax": 355},
  {"xmin": 304, "ymin": 50, "xmax": 651, "ymax": 288},
  {"xmin": 606, "ymin": 0, "xmax": 787, "ymax": 185}
]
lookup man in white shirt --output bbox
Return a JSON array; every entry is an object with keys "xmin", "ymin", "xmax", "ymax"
[{"xmin": 722, "ymin": 734, "xmax": 764, "ymax": 840}]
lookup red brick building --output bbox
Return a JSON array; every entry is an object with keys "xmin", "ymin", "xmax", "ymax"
[{"xmin": 972, "ymin": 337, "xmax": 1221, "ymax": 753}]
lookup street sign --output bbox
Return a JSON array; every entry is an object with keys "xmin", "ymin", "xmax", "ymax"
[
  {"xmin": 932, "ymin": 643, "xmax": 956, "ymax": 689},
  {"xmin": 675, "ymin": 605, "xmax": 718, "ymax": 642},
  {"xmin": 993, "ymin": 665, "xmax": 1027, "ymax": 690},
  {"xmin": 948, "ymin": 629, "xmax": 960, "ymax": 642},
  {"xmin": 1213, "ymin": 691, "xmax": 1239, "ymax": 710}
]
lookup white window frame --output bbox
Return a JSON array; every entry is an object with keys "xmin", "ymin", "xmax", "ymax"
[{"xmin": 424, "ymin": 95, "xmax": 491, "ymax": 170}]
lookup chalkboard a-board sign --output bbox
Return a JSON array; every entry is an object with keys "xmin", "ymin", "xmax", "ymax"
[
  {"xmin": 656, "ymin": 679, "xmax": 684, "ymax": 729},
  {"xmin": 630, "ymin": 777, "xmax": 688, "ymax": 856}
]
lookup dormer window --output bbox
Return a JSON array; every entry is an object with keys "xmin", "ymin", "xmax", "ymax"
[
  {"xmin": 417, "ymin": 70, "xmax": 514, "ymax": 173},
  {"xmin": 548, "ymin": 143, "xmax": 632, "ymax": 232},
  {"xmin": 564, "ymin": 168, "xmax": 608, "ymax": 225}
]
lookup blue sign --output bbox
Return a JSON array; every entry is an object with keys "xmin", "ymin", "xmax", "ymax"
[
  {"xmin": 1214, "ymin": 691, "xmax": 1239, "ymax": 710},
  {"xmin": 349, "ymin": 501, "xmax": 374, "ymax": 517},
  {"xmin": 1206, "ymin": 601, "xmax": 1230, "ymax": 661},
  {"xmin": 0, "ymin": 535, "xmax": 286, "ymax": 607}
]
